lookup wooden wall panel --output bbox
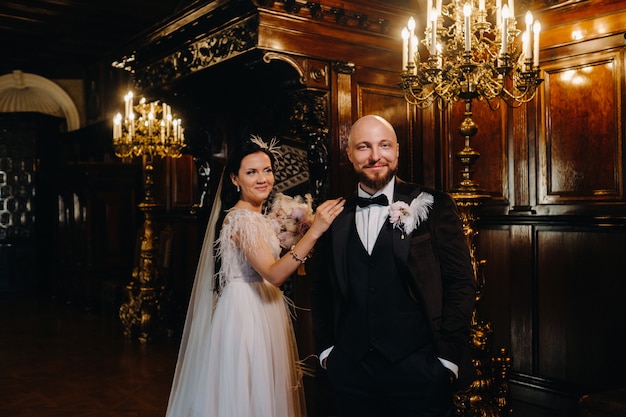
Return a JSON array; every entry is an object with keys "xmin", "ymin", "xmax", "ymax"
[
  {"xmin": 170, "ymin": 155, "xmax": 198, "ymax": 209},
  {"xmin": 478, "ymin": 225, "xmax": 536, "ymax": 374},
  {"xmin": 474, "ymin": 227, "xmax": 514, "ymax": 356},
  {"xmin": 539, "ymin": 50, "xmax": 623, "ymax": 204},
  {"xmin": 535, "ymin": 227, "xmax": 626, "ymax": 389}
]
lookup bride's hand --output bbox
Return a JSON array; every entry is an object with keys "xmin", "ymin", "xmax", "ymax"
[{"xmin": 308, "ymin": 198, "xmax": 346, "ymax": 238}]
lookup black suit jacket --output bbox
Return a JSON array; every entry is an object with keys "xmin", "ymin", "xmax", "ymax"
[{"xmin": 310, "ymin": 178, "xmax": 476, "ymax": 388}]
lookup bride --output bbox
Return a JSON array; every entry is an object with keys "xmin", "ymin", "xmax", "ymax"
[{"xmin": 164, "ymin": 135, "xmax": 345, "ymax": 417}]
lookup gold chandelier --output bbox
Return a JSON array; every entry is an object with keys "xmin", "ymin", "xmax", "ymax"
[
  {"xmin": 113, "ymin": 92, "xmax": 185, "ymax": 158},
  {"xmin": 400, "ymin": 0, "xmax": 542, "ymax": 109}
]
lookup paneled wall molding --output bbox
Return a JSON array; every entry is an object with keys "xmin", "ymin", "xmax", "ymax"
[
  {"xmin": 256, "ymin": 0, "xmax": 396, "ymax": 35},
  {"xmin": 531, "ymin": 0, "xmax": 588, "ymax": 12},
  {"xmin": 538, "ymin": 47, "xmax": 623, "ymax": 207}
]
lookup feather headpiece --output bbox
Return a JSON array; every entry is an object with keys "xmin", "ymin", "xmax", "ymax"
[{"xmin": 249, "ymin": 134, "xmax": 282, "ymax": 159}]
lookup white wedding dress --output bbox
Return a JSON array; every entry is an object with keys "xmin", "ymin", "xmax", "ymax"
[{"xmin": 165, "ymin": 202, "xmax": 307, "ymax": 417}]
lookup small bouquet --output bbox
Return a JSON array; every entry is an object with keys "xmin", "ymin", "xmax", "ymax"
[{"xmin": 267, "ymin": 192, "xmax": 315, "ymax": 250}]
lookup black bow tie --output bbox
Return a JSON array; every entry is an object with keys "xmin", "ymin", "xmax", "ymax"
[{"xmin": 356, "ymin": 194, "xmax": 389, "ymax": 208}]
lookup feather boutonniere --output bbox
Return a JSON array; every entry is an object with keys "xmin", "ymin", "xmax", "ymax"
[{"xmin": 388, "ymin": 192, "xmax": 434, "ymax": 239}]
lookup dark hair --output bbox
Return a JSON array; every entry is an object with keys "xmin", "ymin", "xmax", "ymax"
[{"xmin": 220, "ymin": 136, "xmax": 278, "ymax": 210}]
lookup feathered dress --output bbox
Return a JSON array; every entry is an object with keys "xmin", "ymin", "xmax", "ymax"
[{"xmin": 165, "ymin": 207, "xmax": 307, "ymax": 417}]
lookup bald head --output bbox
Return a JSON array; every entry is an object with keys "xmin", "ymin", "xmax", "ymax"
[
  {"xmin": 348, "ymin": 115, "xmax": 398, "ymax": 147},
  {"xmin": 346, "ymin": 115, "xmax": 399, "ymax": 194}
]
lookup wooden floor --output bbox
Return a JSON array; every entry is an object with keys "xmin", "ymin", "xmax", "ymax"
[
  {"xmin": 0, "ymin": 292, "xmax": 554, "ymax": 417},
  {"xmin": 0, "ymin": 294, "xmax": 180, "ymax": 417}
]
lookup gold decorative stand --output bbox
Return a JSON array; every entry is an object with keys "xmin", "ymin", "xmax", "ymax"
[
  {"xmin": 113, "ymin": 93, "xmax": 185, "ymax": 343},
  {"xmin": 448, "ymin": 101, "xmax": 512, "ymax": 417},
  {"xmin": 118, "ymin": 154, "xmax": 163, "ymax": 343}
]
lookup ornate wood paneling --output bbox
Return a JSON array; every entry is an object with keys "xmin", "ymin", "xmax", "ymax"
[{"xmin": 539, "ymin": 48, "xmax": 623, "ymax": 204}]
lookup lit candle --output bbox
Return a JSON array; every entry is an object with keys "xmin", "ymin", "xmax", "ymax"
[
  {"xmin": 408, "ymin": 17, "xmax": 416, "ymax": 66},
  {"xmin": 525, "ymin": 11, "xmax": 533, "ymax": 59},
  {"xmin": 522, "ymin": 31, "xmax": 529, "ymax": 62},
  {"xmin": 500, "ymin": 5, "xmax": 509, "ymax": 55},
  {"xmin": 533, "ymin": 20, "xmax": 541, "ymax": 67},
  {"xmin": 129, "ymin": 111, "xmax": 135, "ymax": 139},
  {"xmin": 496, "ymin": 0, "xmax": 501, "ymax": 25},
  {"xmin": 164, "ymin": 103, "xmax": 170, "ymax": 137},
  {"xmin": 402, "ymin": 27, "xmax": 409, "ymax": 70},
  {"xmin": 430, "ymin": 8, "xmax": 438, "ymax": 56},
  {"xmin": 149, "ymin": 102, "xmax": 155, "ymax": 136},
  {"xmin": 113, "ymin": 113, "xmax": 122, "ymax": 140},
  {"xmin": 479, "ymin": 0, "xmax": 485, "ymax": 11},
  {"xmin": 173, "ymin": 119, "xmax": 179, "ymax": 142},
  {"xmin": 125, "ymin": 92, "xmax": 133, "ymax": 120},
  {"xmin": 464, "ymin": 3, "xmax": 472, "ymax": 52}
]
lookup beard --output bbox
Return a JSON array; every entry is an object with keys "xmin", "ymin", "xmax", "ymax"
[{"xmin": 356, "ymin": 164, "xmax": 397, "ymax": 192}]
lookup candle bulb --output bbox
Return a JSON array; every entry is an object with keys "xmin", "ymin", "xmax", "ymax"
[
  {"xmin": 129, "ymin": 111, "xmax": 135, "ymax": 140},
  {"xmin": 533, "ymin": 20, "xmax": 541, "ymax": 67},
  {"xmin": 479, "ymin": 0, "xmax": 485, "ymax": 11},
  {"xmin": 164, "ymin": 103, "xmax": 170, "ymax": 137},
  {"xmin": 500, "ymin": 5, "xmax": 509, "ymax": 55},
  {"xmin": 522, "ymin": 31, "xmax": 529, "ymax": 62},
  {"xmin": 113, "ymin": 114, "xmax": 119, "ymax": 140},
  {"xmin": 430, "ymin": 8, "xmax": 438, "ymax": 56},
  {"xmin": 402, "ymin": 27, "xmax": 409, "ymax": 70},
  {"xmin": 408, "ymin": 17, "xmax": 416, "ymax": 67},
  {"xmin": 464, "ymin": 3, "xmax": 472, "ymax": 53},
  {"xmin": 525, "ymin": 11, "xmax": 533, "ymax": 59},
  {"xmin": 509, "ymin": 0, "xmax": 515, "ymax": 18},
  {"xmin": 496, "ymin": 0, "xmax": 502, "ymax": 25}
]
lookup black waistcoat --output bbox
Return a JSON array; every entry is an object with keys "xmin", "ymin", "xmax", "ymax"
[{"xmin": 335, "ymin": 220, "xmax": 432, "ymax": 363}]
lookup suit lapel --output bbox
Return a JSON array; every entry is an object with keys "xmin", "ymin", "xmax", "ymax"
[
  {"xmin": 332, "ymin": 199, "xmax": 355, "ymax": 295},
  {"xmin": 392, "ymin": 179, "xmax": 422, "ymax": 266}
]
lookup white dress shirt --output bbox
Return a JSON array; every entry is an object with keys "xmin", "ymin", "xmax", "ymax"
[{"xmin": 355, "ymin": 181, "xmax": 395, "ymax": 254}]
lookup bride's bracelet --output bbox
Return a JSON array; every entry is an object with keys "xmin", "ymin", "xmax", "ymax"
[{"xmin": 290, "ymin": 245, "xmax": 308, "ymax": 264}]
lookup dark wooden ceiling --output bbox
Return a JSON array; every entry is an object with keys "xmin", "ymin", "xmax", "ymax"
[{"xmin": 0, "ymin": 0, "xmax": 197, "ymax": 79}]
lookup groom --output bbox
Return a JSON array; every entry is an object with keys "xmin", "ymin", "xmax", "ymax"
[{"xmin": 310, "ymin": 115, "xmax": 476, "ymax": 417}]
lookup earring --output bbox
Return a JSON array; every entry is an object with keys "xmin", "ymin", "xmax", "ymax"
[{"xmin": 236, "ymin": 185, "xmax": 240, "ymax": 192}]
